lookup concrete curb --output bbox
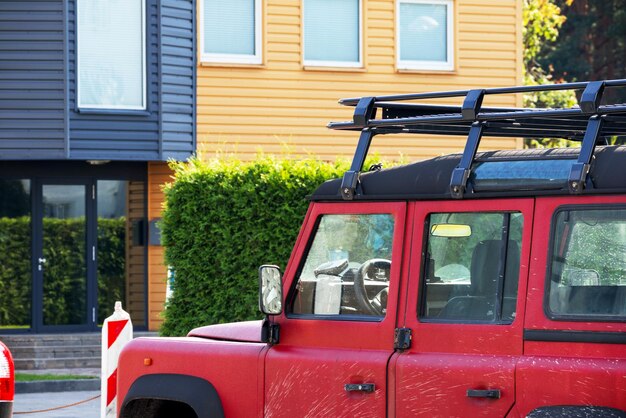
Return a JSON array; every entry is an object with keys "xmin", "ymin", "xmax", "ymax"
[{"xmin": 16, "ymin": 378, "xmax": 100, "ymax": 394}]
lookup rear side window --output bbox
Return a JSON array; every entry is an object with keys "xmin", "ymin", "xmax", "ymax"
[
  {"xmin": 548, "ymin": 208, "xmax": 626, "ymax": 320},
  {"xmin": 290, "ymin": 214, "xmax": 395, "ymax": 318},
  {"xmin": 420, "ymin": 212, "xmax": 523, "ymax": 323}
]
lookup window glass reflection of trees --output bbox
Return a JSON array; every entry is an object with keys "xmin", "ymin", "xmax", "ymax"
[{"xmin": 0, "ymin": 180, "xmax": 31, "ymax": 328}]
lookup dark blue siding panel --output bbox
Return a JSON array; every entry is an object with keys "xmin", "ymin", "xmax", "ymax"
[
  {"xmin": 160, "ymin": 0, "xmax": 195, "ymax": 160},
  {"xmin": 0, "ymin": 0, "xmax": 195, "ymax": 162},
  {"xmin": 68, "ymin": 0, "xmax": 161, "ymax": 161},
  {"xmin": 0, "ymin": 0, "xmax": 67, "ymax": 159}
]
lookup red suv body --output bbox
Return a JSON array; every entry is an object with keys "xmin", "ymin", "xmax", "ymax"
[{"xmin": 118, "ymin": 80, "xmax": 626, "ymax": 418}]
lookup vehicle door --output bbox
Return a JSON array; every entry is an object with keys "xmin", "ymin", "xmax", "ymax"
[
  {"xmin": 264, "ymin": 202, "xmax": 409, "ymax": 417},
  {"xmin": 394, "ymin": 198, "xmax": 534, "ymax": 418},
  {"xmin": 517, "ymin": 195, "xmax": 626, "ymax": 415}
]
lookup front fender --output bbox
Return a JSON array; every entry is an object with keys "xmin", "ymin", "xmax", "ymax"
[{"xmin": 117, "ymin": 336, "xmax": 267, "ymax": 417}]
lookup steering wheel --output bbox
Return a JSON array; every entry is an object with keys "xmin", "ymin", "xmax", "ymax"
[{"xmin": 353, "ymin": 259, "xmax": 391, "ymax": 316}]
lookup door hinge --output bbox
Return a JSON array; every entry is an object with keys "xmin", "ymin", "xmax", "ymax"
[
  {"xmin": 92, "ymin": 185, "xmax": 96, "ymax": 200},
  {"xmin": 92, "ymin": 246, "xmax": 96, "ymax": 262},
  {"xmin": 394, "ymin": 327, "xmax": 412, "ymax": 350},
  {"xmin": 92, "ymin": 307, "xmax": 96, "ymax": 323},
  {"xmin": 261, "ymin": 318, "xmax": 280, "ymax": 345}
]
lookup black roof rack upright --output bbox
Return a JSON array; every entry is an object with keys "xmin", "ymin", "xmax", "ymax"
[{"xmin": 328, "ymin": 79, "xmax": 626, "ymax": 200}]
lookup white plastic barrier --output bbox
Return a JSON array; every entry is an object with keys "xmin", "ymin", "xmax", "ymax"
[{"xmin": 101, "ymin": 301, "xmax": 133, "ymax": 418}]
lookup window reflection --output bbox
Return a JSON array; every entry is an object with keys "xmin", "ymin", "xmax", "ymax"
[{"xmin": 0, "ymin": 180, "xmax": 32, "ymax": 329}]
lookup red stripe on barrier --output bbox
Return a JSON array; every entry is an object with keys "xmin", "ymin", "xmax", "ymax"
[
  {"xmin": 107, "ymin": 319, "xmax": 129, "ymax": 348},
  {"xmin": 107, "ymin": 369, "xmax": 117, "ymax": 405}
]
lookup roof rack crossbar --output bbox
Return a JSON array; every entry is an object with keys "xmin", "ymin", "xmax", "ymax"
[
  {"xmin": 338, "ymin": 79, "xmax": 626, "ymax": 107},
  {"xmin": 579, "ymin": 81, "xmax": 606, "ymax": 114},
  {"xmin": 450, "ymin": 122, "xmax": 485, "ymax": 199},
  {"xmin": 353, "ymin": 97, "xmax": 376, "ymax": 128},
  {"xmin": 340, "ymin": 129, "xmax": 375, "ymax": 200},
  {"xmin": 461, "ymin": 89, "xmax": 486, "ymax": 120},
  {"xmin": 568, "ymin": 115, "xmax": 605, "ymax": 194}
]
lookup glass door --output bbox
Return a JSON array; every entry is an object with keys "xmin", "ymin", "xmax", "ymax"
[
  {"xmin": 34, "ymin": 181, "xmax": 95, "ymax": 331},
  {"xmin": 0, "ymin": 180, "xmax": 32, "ymax": 330}
]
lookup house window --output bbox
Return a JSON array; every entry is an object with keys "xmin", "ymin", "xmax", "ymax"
[
  {"xmin": 201, "ymin": 0, "xmax": 262, "ymax": 64},
  {"xmin": 77, "ymin": 0, "xmax": 146, "ymax": 110},
  {"xmin": 303, "ymin": 0, "xmax": 362, "ymax": 67},
  {"xmin": 397, "ymin": 0, "xmax": 454, "ymax": 71}
]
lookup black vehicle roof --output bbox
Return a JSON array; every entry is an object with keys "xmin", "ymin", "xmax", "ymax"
[{"xmin": 311, "ymin": 145, "xmax": 626, "ymax": 201}]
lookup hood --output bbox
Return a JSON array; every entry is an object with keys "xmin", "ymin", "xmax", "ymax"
[{"xmin": 187, "ymin": 320, "xmax": 263, "ymax": 343}]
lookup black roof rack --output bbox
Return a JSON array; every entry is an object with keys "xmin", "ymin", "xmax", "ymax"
[{"xmin": 328, "ymin": 79, "xmax": 626, "ymax": 200}]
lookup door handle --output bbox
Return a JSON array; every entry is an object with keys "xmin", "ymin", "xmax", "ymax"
[
  {"xmin": 466, "ymin": 389, "xmax": 501, "ymax": 399},
  {"xmin": 345, "ymin": 383, "xmax": 375, "ymax": 393},
  {"xmin": 38, "ymin": 257, "xmax": 47, "ymax": 271}
]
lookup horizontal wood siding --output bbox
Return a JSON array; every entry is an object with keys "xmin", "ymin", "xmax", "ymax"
[
  {"xmin": 0, "ymin": 0, "xmax": 67, "ymax": 159},
  {"xmin": 160, "ymin": 0, "xmax": 196, "ymax": 161},
  {"xmin": 197, "ymin": 0, "xmax": 523, "ymax": 161},
  {"xmin": 127, "ymin": 180, "xmax": 147, "ymax": 327},
  {"xmin": 67, "ymin": 0, "xmax": 161, "ymax": 160},
  {"xmin": 147, "ymin": 161, "xmax": 173, "ymax": 330}
]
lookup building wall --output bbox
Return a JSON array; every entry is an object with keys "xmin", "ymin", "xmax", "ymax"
[
  {"xmin": 0, "ymin": 0, "xmax": 195, "ymax": 162},
  {"xmin": 196, "ymin": 0, "xmax": 523, "ymax": 161},
  {"xmin": 126, "ymin": 180, "xmax": 147, "ymax": 327},
  {"xmin": 141, "ymin": 0, "xmax": 524, "ymax": 330},
  {"xmin": 160, "ymin": 0, "xmax": 197, "ymax": 161},
  {"xmin": 0, "ymin": 0, "xmax": 67, "ymax": 159},
  {"xmin": 147, "ymin": 161, "xmax": 173, "ymax": 330}
]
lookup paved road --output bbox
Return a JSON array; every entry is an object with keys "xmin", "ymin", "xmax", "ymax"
[{"xmin": 14, "ymin": 391, "xmax": 100, "ymax": 418}]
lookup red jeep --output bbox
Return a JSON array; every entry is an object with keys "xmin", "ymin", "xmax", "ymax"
[{"xmin": 118, "ymin": 80, "xmax": 626, "ymax": 418}]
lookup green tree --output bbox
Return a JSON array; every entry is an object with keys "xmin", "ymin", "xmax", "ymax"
[
  {"xmin": 541, "ymin": 0, "xmax": 626, "ymax": 84},
  {"xmin": 522, "ymin": 0, "xmax": 577, "ymax": 148}
]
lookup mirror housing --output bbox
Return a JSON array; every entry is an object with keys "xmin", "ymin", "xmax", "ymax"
[{"xmin": 258, "ymin": 265, "xmax": 283, "ymax": 315}]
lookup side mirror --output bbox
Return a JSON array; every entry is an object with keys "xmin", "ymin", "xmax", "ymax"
[{"xmin": 259, "ymin": 265, "xmax": 283, "ymax": 315}]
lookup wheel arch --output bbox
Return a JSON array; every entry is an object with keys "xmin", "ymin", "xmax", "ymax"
[{"xmin": 119, "ymin": 374, "xmax": 224, "ymax": 418}]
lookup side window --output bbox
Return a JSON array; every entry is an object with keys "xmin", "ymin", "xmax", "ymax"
[
  {"xmin": 291, "ymin": 214, "xmax": 394, "ymax": 318},
  {"xmin": 548, "ymin": 208, "xmax": 626, "ymax": 319},
  {"xmin": 200, "ymin": 0, "xmax": 262, "ymax": 64},
  {"xmin": 303, "ymin": 0, "xmax": 362, "ymax": 67},
  {"xmin": 396, "ymin": 0, "xmax": 454, "ymax": 71},
  {"xmin": 421, "ymin": 212, "xmax": 523, "ymax": 323},
  {"xmin": 77, "ymin": 0, "xmax": 146, "ymax": 110}
]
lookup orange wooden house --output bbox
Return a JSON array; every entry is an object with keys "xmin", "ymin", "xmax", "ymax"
[{"xmin": 150, "ymin": 0, "xmax": 524, "ymax": 330}]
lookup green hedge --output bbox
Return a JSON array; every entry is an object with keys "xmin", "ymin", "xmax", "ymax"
[
  {"xmin": 0, "ymin": 218, "xmax": 125, "ymax": 327},
  {"xmin": 160, "ymin": 157, "xmax": 350, "ymax": 336}
]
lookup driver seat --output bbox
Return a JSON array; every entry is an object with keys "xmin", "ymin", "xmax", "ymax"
[{"xmin": 438, "ymin": 240, "xmax": 503, "ymax": 320}]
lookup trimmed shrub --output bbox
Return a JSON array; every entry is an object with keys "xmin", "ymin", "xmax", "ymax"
[{"xmin": 160, "ymin": 156, "xmax": 350, "ymax": 336}]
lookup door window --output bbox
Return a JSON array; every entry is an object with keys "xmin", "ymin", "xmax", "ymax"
[
  {"xmin": 548, "ymin": 207, "xmax": 626, "ymax": 319},
  {"xmin": 96, "ymin": 180, "xmax": 147, "ymax": 326},
  {"xmin": 421, "ymin": 212, "xmax": 523, "ymax": 323},
  {"xmin": 42, "ymin": 185, "xmax": 87, "ymax": 326},
  {"xmin": 291, "ymin": 214, "xmax": 395, "ymax": 317}
]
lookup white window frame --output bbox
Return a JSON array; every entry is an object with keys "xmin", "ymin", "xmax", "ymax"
[
  {"xmin": 396, "ymin": 0, "xmax": 454, "ymax": 71},
  {"xmin": 302, "ymin": 0, "xmax": 363, "ymax": 68},
  {"xmin": 76, "ymin": 0, "xmax": 147, "ymax": 111},
  {"xmin": 199, "ymin": 0, "xmax": 263, "ymax": 65}
]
